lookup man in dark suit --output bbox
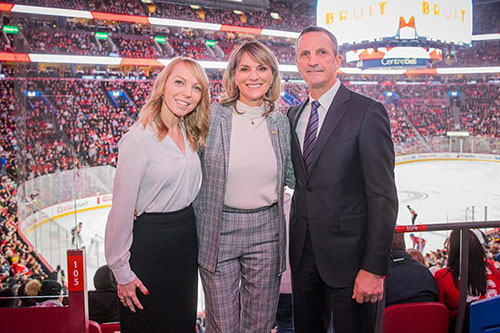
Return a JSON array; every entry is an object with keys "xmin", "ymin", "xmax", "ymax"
[{"xmin": 287, "ymin": 26, "xmax": 399, "ymax": 332}]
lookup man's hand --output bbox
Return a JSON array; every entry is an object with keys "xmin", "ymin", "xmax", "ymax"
[{"xmin": 352, "ymin": 269, "xmax": 384, "ymax": 304}]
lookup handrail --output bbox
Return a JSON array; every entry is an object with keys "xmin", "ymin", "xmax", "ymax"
[
  {"xmin": 395, "ymin": 220, "xmax": 500, "ymax": 232},
  {"xmin": 393, "ymin": 220, "xmax": 500, "ymax": 333}
]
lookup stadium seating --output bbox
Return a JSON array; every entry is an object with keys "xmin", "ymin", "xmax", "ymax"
[
  {"xmin": 4, "ymin": 5, "xmax": 499, "ymax": 66},
  {"xmin": 469, "ymin": 295, "xmax": 500, "ymax": 333},
  {"xmin": 383, "ymin": 302, "xmax": 449, "ymax": 333},
  {"xmin": 89, "ymin": 320, "xmax": 102, "ymax": 333},
  {"xmin": 100, "ymin": 322, "xmax": 121, "ymax": 333}
]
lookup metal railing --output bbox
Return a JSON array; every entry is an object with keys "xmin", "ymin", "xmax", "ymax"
[{"xmin": 394, "ymin": 220, "xmax": 500, "ymax": 333}]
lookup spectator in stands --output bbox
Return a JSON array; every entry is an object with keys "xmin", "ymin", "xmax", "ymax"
[
  {"xmin": 0, "ymin": 287, "xmax": 16, "ymax": 307},
  {"xmin": 435, "ymin": 229, "xmax": 500, "ymax": 330},
  {"xmin": 34, "ymin": 279, "xmax": 63, "ymax": 307},
  {"xmin": 196, "ymin": 41, "xmax": 294, "ymax": 332},
  {"xmin": 88, "ymin": 265, "xmax": 120, "ymax": 324},
  {"xmin": 105, "ymin": 57, "xmax": 209, "ymax": 332},
  {"xmin": 23, "ymin": 278, "xmax": 42, "ymax": 307},
  {"xmin": 49, "ymin": 264, "xmax": 65, "ymax": 286},
  {"xmin": 385, "ymin": 233, "xmax": 439, "ymax": 307},
  {"xmin": 407, "ymin": 248, "xmax": 426, "ymax": 265},
  {"xmin": 0, "ymin": 155, "xmax": 6, "ymax": 176}
]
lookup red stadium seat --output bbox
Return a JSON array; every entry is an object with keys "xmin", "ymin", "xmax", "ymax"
[
  {"xmin": 89, "ymin": 320, "xmax": 102, "ymax": 333},
  {"xmin": 383, "ymin": 302, "xmax": 449, "ymax": 333},
  {"xmin": 100, "ymin": 322, "xmax": 121, "ymax": 333}
]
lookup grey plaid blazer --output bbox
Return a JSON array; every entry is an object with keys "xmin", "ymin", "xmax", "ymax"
[{"xmin": 194, "ymin": 103, "xmax": 295, "ymax": 274}]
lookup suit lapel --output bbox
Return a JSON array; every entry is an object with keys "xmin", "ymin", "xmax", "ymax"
[
  {"xmin": 292, "ymin": 98, "xmax": 309, "ymax": 130},
  {"xmin": 219, "ymin": 105, "xmax": 232, "ymax": 178},
  {"xmin": 290, "ymin": 100, "xmax": 309, "ymax": 179},
  {"xmin": 308, "ymin": 84, "xmax": 350, "ymax": 175}
]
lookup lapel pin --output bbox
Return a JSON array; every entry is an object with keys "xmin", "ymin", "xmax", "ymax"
[{"xmin": 272, "ymin": 131, "xmax": 277, "ymax": 135}]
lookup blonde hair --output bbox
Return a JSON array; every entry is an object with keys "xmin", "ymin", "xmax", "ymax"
[
  {"xmin": 138, "ymin": 57, "xmax": 210, "ymax": 149},
  {"xmin": 25, "ymin": 279, "xmax": 42, "ymax": 296},
  {"xmin": 221, "ymin": 41, "xmax": 281, "ymax": 116}
]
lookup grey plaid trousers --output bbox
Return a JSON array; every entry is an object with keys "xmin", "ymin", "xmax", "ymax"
[{"xmin": 200, "ymin": 204, "xmax": 281, "ymax": 333}]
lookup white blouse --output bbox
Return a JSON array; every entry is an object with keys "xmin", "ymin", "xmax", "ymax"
[{"xmin": 105, "ymin": 122, "xmax": 201, "ymax": 284}]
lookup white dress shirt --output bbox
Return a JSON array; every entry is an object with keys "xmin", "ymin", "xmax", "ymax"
[
  {"xmin": 296, "ymin": 79, "xmax": 341, "ymax": 152},
  {"xmin": 105, "ymin": 122, "xmax": 201, "ymax": 284}
]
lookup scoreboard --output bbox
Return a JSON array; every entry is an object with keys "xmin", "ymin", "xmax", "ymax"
[{"xmin": 317, "ymin": 0, "xmax": 473, "ymax": 46}]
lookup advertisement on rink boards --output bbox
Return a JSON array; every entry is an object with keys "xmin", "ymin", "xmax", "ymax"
[
  {"xmin": 317, "ymin": 0, "xmax": 472, "ymax": 45},
  {"xmin": 19, "ymin": 194, "xmax": 113, "ymax": 235},
  {"xmin": 396, "ymin": 153, "xmax": 500, "ymax": 165}
]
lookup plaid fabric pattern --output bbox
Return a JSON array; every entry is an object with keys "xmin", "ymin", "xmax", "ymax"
[
  {"xmin": 194, "ymin": 103, "xmax": 295, "ymax": 275},
  {"xmin": 200, "ymin": 205, "xmax": 281, "ymax": 332}
]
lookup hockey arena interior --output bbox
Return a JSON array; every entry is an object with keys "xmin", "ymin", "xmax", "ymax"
[{"xmin": 0, "ymin": 0, "xmax": 499, "ymax": 332}]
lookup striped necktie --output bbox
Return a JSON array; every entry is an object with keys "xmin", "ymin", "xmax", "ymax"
[{"xmin": 303, "ymin": 100, "xmax": 320, "ymax": 174}]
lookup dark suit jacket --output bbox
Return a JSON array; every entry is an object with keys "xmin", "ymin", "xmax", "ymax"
[{"xmin": 287, "ymin": 83, "xmax": 398, "ymax": 288}]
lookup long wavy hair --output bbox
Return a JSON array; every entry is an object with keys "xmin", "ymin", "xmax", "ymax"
[
  {"xmin": 138, "ymin": 57, "xmax": 210, "ymax": 150},
  {"xmin": 221, "ymin": 41, "xmax": 281, "ymax": 116},
  {"xmin": 446, "ymin": 229, "xmax": 487, "ymax": 297}
]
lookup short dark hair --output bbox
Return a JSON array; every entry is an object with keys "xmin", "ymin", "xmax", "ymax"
[
  {"xmin": 296, "ymin": 26, "xmax": 339, "ymax": 55},
  {"xmin": 391, "ymin": 233, "xmax": 406, "ymax": 251}
]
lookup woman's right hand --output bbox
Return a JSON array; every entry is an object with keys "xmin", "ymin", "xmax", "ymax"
[{"xmin": 117, "ymin": 277, "xmax": 149, "ymax": 313}]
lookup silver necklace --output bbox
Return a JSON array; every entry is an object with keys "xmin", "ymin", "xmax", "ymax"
[{"xmin": 240, "ymin": 113, "xmax": 262, "ymax": 125}]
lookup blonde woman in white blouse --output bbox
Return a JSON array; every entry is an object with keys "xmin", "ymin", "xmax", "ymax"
[
  {"xmin": 195, "ymin": 41, "xmax": 295, "ymax": 332},
  {"xmin": 105, "ymin": 57, "xmax": 209, "ymax": 332}
]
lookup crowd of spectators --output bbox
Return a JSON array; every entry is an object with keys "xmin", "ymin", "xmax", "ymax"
[
  {"xmin": 382, "ymin": 229, "xmax": 500, "ymax": 330},
  {"xmin": 2, "ymin": 75, "xmax": 499, "ymax": 182},
  {"xmin": 2, "ymin": 6, "xmax": 499, "ymax": 69},
  {"xmin": 438, "ymin": 41, "xmax": 500, "ymax": 68},
  {"xmin": 9, "ymin": 0, "xmax": 146, "ymax": 16},
  {"xmin": 147, "ymin": 1, "xmax": 314, "ymax": 32},
  {"xmin": 473, "ymin": 2, "xmax": 500, "ymax": 34},
  {"xmin": 7, "ymin": 0, "xmax": 500, "ymax": 36},
  {"xmin": 170, "ymin": 38, "xmax": 212, "ymax": 61},
  {"xmin": 26, "ymin": 29, "xmax": 102, "ymax": 55},
  {"xmin": 116, "ymin": 36, "xmax": 157, "ymax": 58},
  {"xmin": 1, "ymin": 174, "xmax": 50, "ymax": 302},
  {"xmin": 461, "ymin": 84, "xmax": 499, "ymax": 137}
]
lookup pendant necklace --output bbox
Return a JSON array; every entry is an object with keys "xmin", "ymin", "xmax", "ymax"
[{"xmin": 241, "ymin": 114, "xmax": 261, "ymax": 125}]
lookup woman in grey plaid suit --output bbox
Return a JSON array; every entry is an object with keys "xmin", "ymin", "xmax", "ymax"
[{"xmin": 195, "ymin": 41, "xmax": 295, "ymax": 332}]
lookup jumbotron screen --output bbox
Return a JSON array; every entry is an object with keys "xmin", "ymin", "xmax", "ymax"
[{"xmin": 317, "ymin": 0, "xmax": 473, "ymax": 46}]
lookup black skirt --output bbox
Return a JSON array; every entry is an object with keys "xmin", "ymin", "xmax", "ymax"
[{"xmin": 119, "ymin": 205, "xmax": 198, "ymax": 333}]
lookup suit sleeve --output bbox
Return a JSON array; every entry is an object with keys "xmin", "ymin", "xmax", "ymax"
[{"xmin": 358, "ymin": 101, "xmax": 398, "ymax": 276}]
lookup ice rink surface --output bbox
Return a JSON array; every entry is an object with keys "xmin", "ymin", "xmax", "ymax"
[
  {"xmin": 395, "ymin": 160, "xmax": 500, "ymax": 251},
  {"xmin": 54, "ymin": 159, "xmax": 500, "ymax": 294}
]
